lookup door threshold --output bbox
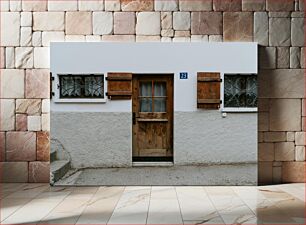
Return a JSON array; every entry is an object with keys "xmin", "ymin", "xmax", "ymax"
[{"xmin": 132, "ymin": 162, "xmax": 174, "ymax": 167}]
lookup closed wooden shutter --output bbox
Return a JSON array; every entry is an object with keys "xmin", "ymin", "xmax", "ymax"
[
  {"xmin": 107, "ymin": 73, "xmax": 132, "ymax": 100},
  {"xmin": 197, "ymin": 72, "xmax": 221, "ymax": 109}
]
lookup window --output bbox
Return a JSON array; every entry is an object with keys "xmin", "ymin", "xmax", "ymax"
[
  {"xmin": 139, "ymin": 81, "xmax": 167, "ymax": 112},
  {"xmin": 59, "ymin": 74, "xmax": 104, "ymax": 99},
  {"xmin": 224, "ymin": 74, "xmax": 257, "ymax": 109}
]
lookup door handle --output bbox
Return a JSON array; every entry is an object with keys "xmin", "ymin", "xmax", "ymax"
[
  {"xmin": 133, "ymin": 112, "xmax": 141, "ymax": 124},
  {"xmin": 133, "ymin": 112, "xmax": 137, "ymax": 125}
]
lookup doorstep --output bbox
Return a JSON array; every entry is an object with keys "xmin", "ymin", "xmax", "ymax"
[{"xmin": 132, "ymin": 162, "xmax": 174, "ymax": 167}]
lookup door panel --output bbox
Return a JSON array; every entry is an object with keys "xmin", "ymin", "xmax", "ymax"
[
  {"xmin": 132, "ymin": 75, "xmax": 173, "ymax": 161},
  {"xmin": 137, "ymin": 122, "xmax": 168, "ymax": 156}
]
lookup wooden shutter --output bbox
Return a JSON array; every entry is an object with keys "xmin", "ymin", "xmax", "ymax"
[
  {"xmin": 107, "ymin": 73, "xmax": 132, "ymax": 100},
  {"xmin": 197, "ymin": 72, "xmax": 221, "ymax": 109}
]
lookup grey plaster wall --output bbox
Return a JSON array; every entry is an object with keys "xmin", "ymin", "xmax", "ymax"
[
  {"xmin": 52, "ymin": 111, "xmax": 256, "ymax": 169},
  {"xmin": 174, "ymin": 111, "xmax": 257, "ymax": 165},
  {"xmin": 51, "ymin": 112, "xmax": 132, "ymax": 168}
]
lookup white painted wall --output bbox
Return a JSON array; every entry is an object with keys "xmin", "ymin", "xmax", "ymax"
[{"xmin": 50, "ymin": 42, "xmax": 258, "ymax": 112}]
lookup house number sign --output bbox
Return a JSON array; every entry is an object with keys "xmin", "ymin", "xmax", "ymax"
[{"xmin": 180, "ymin": 72, "xmax": 188, "ymax": 79}]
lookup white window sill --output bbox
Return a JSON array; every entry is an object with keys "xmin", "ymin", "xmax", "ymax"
[
  {"xmin": 222, "ymin": 107, "xmax": 258, "ymax": 113},
  {"xmin": 53, "ymin": 98, "xmax": 107, "ymax": 103}
]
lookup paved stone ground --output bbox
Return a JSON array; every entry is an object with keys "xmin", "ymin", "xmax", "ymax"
[
  {"xmin": 0, "ymin": 183, "xmax": 305, "ymax": 224},
  {"xmin": 0, "ymin": 0, "xmax": 305, "ymax": 184}
]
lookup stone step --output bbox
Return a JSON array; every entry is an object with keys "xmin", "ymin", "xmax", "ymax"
[
  {"xmin": 50, "ymin": 149, "xmax": 57, "ymax": 162},
  {"xmin": 50, "ymin": 160, "xmax": 70, "ymax": 184}
]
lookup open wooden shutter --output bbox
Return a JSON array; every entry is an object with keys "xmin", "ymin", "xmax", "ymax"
[
  {"xmin": 106, "ymin": 73, "xmax": 132, "ymax": 100},
  {"xmin": 197, "ymin": 72, "xmax": 222, "ymax": 109}
]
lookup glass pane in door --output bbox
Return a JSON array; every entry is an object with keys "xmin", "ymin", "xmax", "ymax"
[
  {"xmin": 139, "ymin": 82, "xmax": 153, "ymax": 112},
  {"xmin": 140, "ymin": 98, "xmax": 152, "ymax": 112},
  {"xmin": 154, "ymin": 82, "xmax": 166, "ymax": 112},
  {"xmin": 154, "ymin": 98, "xmax": 166, "ymax": 112},
  {"xmin": 154, "ymin": 82, "xmax": 166, "ymax": 96},
  {"xmin": 139, "ymin": 81, "xmax": 167, "ymax": 112},
  {"xmin": 139, "ymin": 82, "xmax": 152, "ymax": 97}
]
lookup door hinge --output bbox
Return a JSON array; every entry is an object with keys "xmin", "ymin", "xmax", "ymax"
[{"xmin": 50, "ymin": 73, "xmax": 55, "ymax": 99}]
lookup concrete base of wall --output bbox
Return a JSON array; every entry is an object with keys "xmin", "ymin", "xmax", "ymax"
[
  {"xmin": 54, "ymin": 163, "xmax": 257, "ymax": 186},
  {"xmin": 51, "ymin": 112, "xmax": 132, "ymax": 168},
  {"xmin": 52, "ymin": 112, "xmax": 257, "ymax": 185}
]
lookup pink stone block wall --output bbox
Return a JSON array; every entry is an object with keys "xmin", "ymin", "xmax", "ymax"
[
  {"xmin": 0, "ymin": 0, "xmax": 305, "ymax": 184},
  {"xmin": 6, "ymin": 132, "xmax": 36, "ymax": 161}
]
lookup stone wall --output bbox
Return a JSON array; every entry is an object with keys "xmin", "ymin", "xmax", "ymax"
[{"xmin": 0, "ymin": 0, "xmax": 305, "ymax": 184}]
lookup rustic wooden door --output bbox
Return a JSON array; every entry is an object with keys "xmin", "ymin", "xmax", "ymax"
[{"xmin": 132, "ymin": 74, "xmax": 174, "ymax": 161}]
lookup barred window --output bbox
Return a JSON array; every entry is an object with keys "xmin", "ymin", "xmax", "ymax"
[
  {"xmin": 59, "ymin": 75, "xmax": 104, "ymax": 99},
  {"xmin": 224, "ymin": 74, "xmax": 257, "ymax": 108}
]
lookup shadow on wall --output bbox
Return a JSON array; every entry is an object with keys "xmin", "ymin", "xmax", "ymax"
[{"xmin": 257, "ymin": 67, "xmax": 306, "ymax": 185}]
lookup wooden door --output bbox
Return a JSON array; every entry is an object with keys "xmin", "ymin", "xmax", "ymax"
[{"xmin": 132, "ymin": 74, "xmax": 173, "ymax": 161}]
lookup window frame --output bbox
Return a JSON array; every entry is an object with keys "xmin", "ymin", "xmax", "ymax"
[
  {"xmin": 53, "ymin": 73, "xmax": 106, "ymax": 103},
  {"xmin": 221, "ymin": 73, "xmax": 258, "ymax": 113},
  {"xmin": 138, "ymin": 80, "xmax": 167, "ymax": 113}
]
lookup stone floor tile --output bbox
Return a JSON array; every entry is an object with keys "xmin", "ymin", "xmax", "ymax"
[{"xmin": 108, "ymin": 187, "xmax": 150, "ymax": 224}]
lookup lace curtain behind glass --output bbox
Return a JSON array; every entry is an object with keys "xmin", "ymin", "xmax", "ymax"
[
  {"xmin": 84, "ymin": 76, "xmax": 104, "ymax": 97},
  {"xmin": 60, "ymin": 76, "xmax": 82, "ymax": 97},
  {"xmin": 139, "ymin": 81, "xmax": 166, "ymax": 112}
]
